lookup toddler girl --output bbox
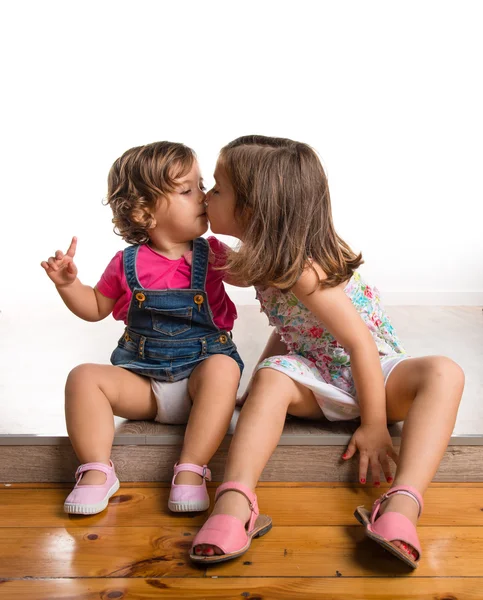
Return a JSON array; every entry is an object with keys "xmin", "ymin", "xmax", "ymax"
[
  {"xmin": 41, "ymin": 141, "xmax": 243, "ymax": 515},
  {"xmin": 190, "ymin": 135, "xmax": 464, "ymax": 569}
]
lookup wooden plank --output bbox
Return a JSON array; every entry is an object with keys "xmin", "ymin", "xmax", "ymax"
[
  {"xmin": 2, "ymin": 444, "xmax": 483, "ymax": 482},
  {"xmin": 0, "ymin": 526, "xmax": 483, "ymax": 578},
  {"xmin": 1, "ymin": 578, "xmax": 482, "ymax": 600},
  {"xmin": 210, "ymin": 525, "xmax": 483, "ymax": 578},
  {"xmin": 0, "ymin": 486, "xmax": 482, "ymax": 528},
  {"xmin": 0, "ymin": 526, "xmax": 201, "ymax": 579},
  {"xmin": 114, "ymin": 415, "xmax": 365, "ymax": 438}
]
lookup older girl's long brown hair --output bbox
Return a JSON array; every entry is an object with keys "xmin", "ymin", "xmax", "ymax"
[{"xmin": 220, "ymin": 135, "xmax": 363, "ymax": 291}]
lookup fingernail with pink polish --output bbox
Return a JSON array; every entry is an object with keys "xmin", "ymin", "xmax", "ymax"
[{"xmin": 360, "ymin": 478, "xmax": 366, "ymax": 484}]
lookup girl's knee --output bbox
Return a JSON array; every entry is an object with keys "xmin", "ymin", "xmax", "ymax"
[
  {"xmin": 249, "ymin": 368, "xmax": 294, "ymax": 405},
  {"xmin": 189, "ymin": 354, "xmax": 240, "ymax": 397},
  {"xmin": 210, "ymin": 353, "xmax": 240, "ymax": 370},
  {"xmin": 252, "ymin": 366, "xmax": 287, "ymax": 387},
  {"xmin": 419, "ymin": 356, "xmax": 465, "ymax": 393},
  {"xmin": 250, "ymin": 368, "xmax": 319, "ymax": 417},
  {"xmin": 201, "ymin": 354, "xmax": 241, "ymax": 380},
  {"xmin": 424, "ymin": 356, "xmax": 464, "ymax": 382},
  {"xmin": 65, "ymin": 363, "xmax": 98, "ymax": 392}
]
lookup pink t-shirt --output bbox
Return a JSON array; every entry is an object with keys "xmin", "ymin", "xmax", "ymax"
[{"xmin": 96, "ymin": 237, "xmax": 237, "ymax": 331}]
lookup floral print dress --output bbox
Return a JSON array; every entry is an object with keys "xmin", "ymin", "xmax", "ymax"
[{"xmin": 255, "ymin": 271, "xmax": 409, "ymax": 421}]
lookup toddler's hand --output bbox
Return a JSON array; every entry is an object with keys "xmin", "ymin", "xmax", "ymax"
[
  {"xmin": 342, "ymin": 423, "xmax": 399, "ymax": 486},
  {"xmin": 41, "ymin": 236, "xmax": 78, "ymax": 287}
]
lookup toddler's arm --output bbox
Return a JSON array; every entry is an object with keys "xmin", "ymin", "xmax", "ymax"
[
  {"xmin": 41, "ymin": 237, "xmax": 116, "ymax": 322},
  {"xmin": 56, "ymin": 280, "xmax": 115, "ymax": 322}
]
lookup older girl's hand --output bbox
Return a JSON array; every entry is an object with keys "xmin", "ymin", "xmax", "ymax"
[{"xmin": 342, "ymin": 423, "xmax": 399, "ymax": 486}]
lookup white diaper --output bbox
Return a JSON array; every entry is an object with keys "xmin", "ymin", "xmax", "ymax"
[
  {"xmin": 150, "ymin": 377, "xmax": 242, "ymax": 430},
  {"xmin": 151, "ymin": 378, "xmax": 192, "ymax": 424}
]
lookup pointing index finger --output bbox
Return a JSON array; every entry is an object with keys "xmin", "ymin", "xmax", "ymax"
[{"xmin": 66, "ymin": 236, "xmax": 77, "ymax": 258}]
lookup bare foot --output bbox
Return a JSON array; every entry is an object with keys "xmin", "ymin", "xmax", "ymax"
[
  {"xmin": 377, "ymin": 493, "xmax": 420, "ymax": 560},
  {"xmin": 194, "ymin": 489, "xmax": 252, "ymax": 556}
]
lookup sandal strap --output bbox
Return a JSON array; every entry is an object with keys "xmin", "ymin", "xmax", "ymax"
[
  {"xmin": 75, "ymin": 461, "xmax": 113, "ymax": 481},
  {"xmin": 215, "ymin": 481, "xmax": 259, "ymax": 531},
  {"xmin": 191, "ymin": 514, "xmax": 249, "ymax": 555},
  {"xmin": 370, "ymin": 512, "xmax": 422, "ymax": 561},
  {"xmin": 172, "ymin": 462, "xmax": 212, "ymax": 481},
  {"xmin": 371, "ymin": 485, "xmax": 424, "ymax": 522}
]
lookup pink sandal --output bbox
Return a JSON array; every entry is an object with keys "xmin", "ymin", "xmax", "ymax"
[
  {"xmin": 168, "ymin": 462, "xmax": 211, "ymax": 512},
  {"xmin": 64, "ymin": 460, "xmax": 120, "ymax": 515},
  {"xmin": 189, "ymin": 481, "xmax": 272, "ymax": 564},
  {"xmin": 354, "ymin": 485, "xmax": 423, "ymax": 569}
]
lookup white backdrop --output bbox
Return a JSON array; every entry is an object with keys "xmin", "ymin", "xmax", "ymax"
[{"xmin": 1, "ymin": 0, "xmax": 482, "ymax": 314}]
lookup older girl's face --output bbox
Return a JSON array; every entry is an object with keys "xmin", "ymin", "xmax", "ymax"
[{"xmin": 205, "ymin": 163, "xmax": 245, "ymax": 240}]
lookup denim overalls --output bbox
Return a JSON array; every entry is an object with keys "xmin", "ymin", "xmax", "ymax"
[{"xmin": 111, "ymin": 237, "xmax": 244, "ymax": 382}]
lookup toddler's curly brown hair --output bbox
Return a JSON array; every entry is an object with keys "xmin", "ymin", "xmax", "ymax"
[{"xmin": 106, "ymin": 141, "xmax": 196, "ymax": 244}]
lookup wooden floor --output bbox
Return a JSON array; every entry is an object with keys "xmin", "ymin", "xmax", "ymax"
[{"xmin": 0, "ymin": 483, "xmax": 482, "ymax": 599}]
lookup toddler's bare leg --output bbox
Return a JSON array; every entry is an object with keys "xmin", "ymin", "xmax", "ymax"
[
  {"xmin": 65, "ymin": 364, "xmax": 157, "ymax": 485},
  {"xmin": 175, "ymin": 354, "xmax": 241, "ymax": 485}
]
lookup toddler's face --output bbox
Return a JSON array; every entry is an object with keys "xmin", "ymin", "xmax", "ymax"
[
  {"xmin": 206, "ymin": 162, "xmax": 244, "ymax": 239},
  {"xmin": 151, "ymin": 160, "xmax": 208, "ymax": 241}
]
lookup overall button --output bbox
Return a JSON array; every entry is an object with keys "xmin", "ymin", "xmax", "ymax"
[
  {"xmin": 194, "ymin": 294, "xmax": 204, "ymax": 311},
  {"xmin": 136, "ymin": 292, "xmax": 146, "ymax": 308},
  {"xmin": 219, "ymin": 335, "xmax": 228, "ymax": 344},
  {"xmin": 124, "ymin": 332, "xmax": 131, "ymax": 342}
]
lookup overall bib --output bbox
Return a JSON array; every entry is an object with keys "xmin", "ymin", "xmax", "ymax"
[{"xmin": 111, "ymin": 237, "xmax": 244, "ymax": 381}]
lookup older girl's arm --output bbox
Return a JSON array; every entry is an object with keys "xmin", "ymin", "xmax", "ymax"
[{"xmin": 291, "ymin": 265, "xmax": 386, "ymax": 426}]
